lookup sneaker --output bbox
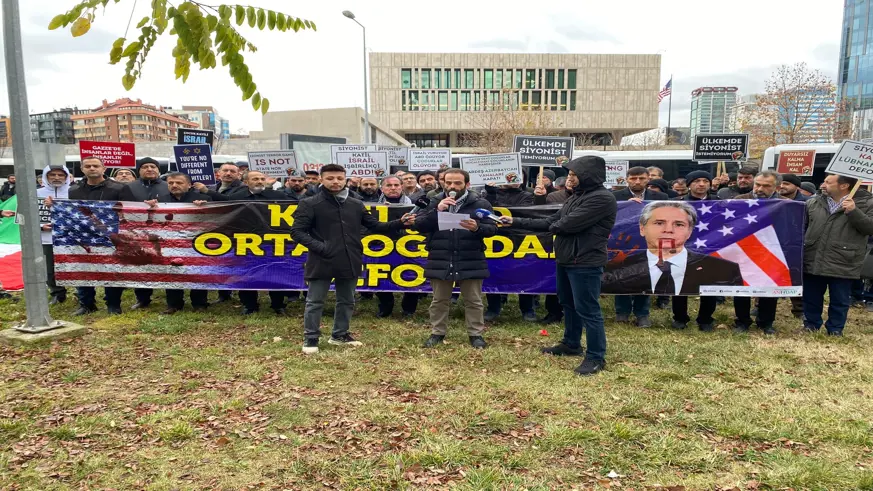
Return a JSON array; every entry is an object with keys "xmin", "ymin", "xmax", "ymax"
[
  {"xmin": 302, "ymin": 338, "xmax": 319, "ymax": 354},
  {"xmin": 615, "ymin": 314, "xmax": 630, "ymax": 323},
  {"xmin": 761, "ymin": 326, "xmax": 777, "ymax": 335},
  {"xmin": 423, "ymin": 334, "xmax": 445, "ymax": 348},
  {"xmin": 73, "ymin": 305, "xmax": 98, "ymax": 316},
  {"xmin": 733, "ymin": 324, "xmax": 750, "ymax": 334},
  {"xmin": 852, "ymin": 300, "xmax": 865, "ymax": 308},
  {"xmin": 469, "ymin": 336, "xmax": 487, "ymax": 349},
  {"xmin": 827, "ymin": 330, "xmax": 844, "ymax": 337},
  {"xmin": 273, "ymin": 308, "xmax": 287, "ymax": 316},
  {"xmin": 635, "ymin": 316, "xmax": 652, "ymax": 328},
  {"xmin": 241, "ymin": 307, "xmax": 258, "ymax": 315},
  {"xmin": 161, "ymin": 307, "xmax": 180, "ymax": 315},
  {"xmin": 48, "ymin": 295, "xmax": 66, "ymax": 306},
  {"xmin": 522, "ymin": 311, "xmax": 538, "ymax": 322},
  {"xmin": 698, "ymin": 323, "xmax": 714, "ymax": 332},
  {"xmin": 107, "ymin": 306, "xmax": 122, "ymax": 316},
  {"xmin": 803, "ymin": 322, "xmax": 819, "ymax": 333},
  {"xmin": 538, "ymin": 314, "xmax": 562, "ymax": 324},
  {"xmin": 329, "ymin": 334, "xmax": 363, "ymax": 347},
  {"xmin": 574, "ymin": 358, "xmax": 605, "ymax": 376},
  {"xmin": 671, "ymin": 320, "xmax": 687, "ymax": 330},
  {"xmin": 484, "ymin": 311, "xmax": 499, "ymax": 322},
  {"xmin": 541, "ymin": 343, "xmax": 583, "ymax": 357},
  {"xmin": 376, "ymin": 310, "xmax": 391, "ymax": 318},
  {"xmin": 130, "ymin": 302, "xmax": 150, "ymax": 311}
]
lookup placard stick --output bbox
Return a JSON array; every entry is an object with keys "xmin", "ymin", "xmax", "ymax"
[
  {"xmin": 848, "ymin": 179, "xmax": 864, "ymax": 199},
  {"xmin": 537, "ymin": 165, "xmax": 544, "ymax": 187}
]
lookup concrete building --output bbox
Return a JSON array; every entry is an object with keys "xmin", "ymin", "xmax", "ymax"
[
  {"xmin": 838, "ymin": 0, "xmax": 873, "ymax": 138},
  {"xmin": 72, "ymin": 98, "xmax": 197, "ymax": 143},
  {"xmin": 620, "ymin": 127, "xmax": 691, "ymax": 147},
  {"xmin": 166, "ymin": 105, "xmax": 230, "ymax": 139},
  {"xmin": 689, "ymin": 86, "xmax": 738, "ymax": 139},
  {"xmin": 731, "ymin": 92, "xmax": 835, "ymax": 143},
  {"xmin": 250, "ymin": 107, "xmax": 409, "ymax": 146},
  {"xmin": 30, "ymin": 108, "xmax": 81, "ymax": 144},
  {"xmin": 0, "ymin": 116, "xmax": 11, "ymax": 147},
  {"xmin": 368, "ymin": 52, "xmax": 661, "ymax": 149}
]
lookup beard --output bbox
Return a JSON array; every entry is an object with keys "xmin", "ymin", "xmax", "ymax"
[
  {"xmin": 250, "ymin": 185, "xmax": 266, "ymax": 193},
  {"xmin": 360, "ymin": 188, "xmax": 378, "ymax": 196}
]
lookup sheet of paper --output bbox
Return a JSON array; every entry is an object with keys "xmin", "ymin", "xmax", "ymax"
[{"xmin": 437, "ymin": 212, "xmax": 470, "ymax": 231}]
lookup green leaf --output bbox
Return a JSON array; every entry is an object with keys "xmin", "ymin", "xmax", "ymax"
[
  {"xmin": 246, "ymin": 6, "xmax": 255, "ymax": 28},
  {"xmin": 48, "ymin": 14, "xmax": 67, "ymax": 30},
  {"xmin": 218, "ymin": 5, "xmax": 230, "ymax": 20},
  {"xmin": 304, "ymin": 20, "xmax": 311, "ymax": 29},
  {"xmin": 235, "ymin": 5, "xmax": 244, "ymax": 25},
  {"xmin": 112, "ymin": 37, "xmax": 126, "ymax": 49},
  {"xmin": 136, "ymin": 16, "xmax": 149, "ymax": 28},
  {"xmin": 267, "ymin": 10, "xmax": 276, "ymax": 30},
  {"xmin": 121, "ymin": 41, "xmax": 141, "ymax": 57},
  {"xmin": 309, "ymin": 20, "xmax": 317, "ymax": 30},
  {"xmin": 276, "ymin": 13, "xmax": 286, "ymax": 30},
  {"xmin": 71, "ymin": 17, "xmax": 91, "ymax": 37},
  {"xmin": 292, "ymin": 18, "xmax": 302, "ymax": 32},
  {"xmin": 122, "ymin": 74, "xmax": 135, "ymax": 90},
  {"xmin": 261, "ymin": 98, "xmax": 270, "ymax": 115},
  {"xmin": 252, "ymin": 92, "xmax": 261, "ymax": 111},
  {"xmin": 154, "ymin": 17, "xmax": 168, "ymax": 33},
  {"xmin": 256, "ymin": 9, "xmax": 265, "ymax": 30},
  {"xmin": 109, "ymin": 46, "xmax": 123, "ymax": 63},
  {"xmin": 207, "ymin": 14, "xmax": 218, "ymax": 31}
]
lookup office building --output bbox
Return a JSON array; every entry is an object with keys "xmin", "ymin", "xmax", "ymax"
[
  {"xmin": 368, "ymin": 53, "xmax": 661, "ymax": 148},
  {"xmin": 838, "ymin": 0, "xmax": 873, "ymax": 138},
  {"xmin": 689, "ymin": 87, "xmax": 738, "ymax": 139},
  {"xmin": 732, "ymin": 92, "xmax": 835, "ymax": 143},
  {"xmin": 72, "ymin": 98, "xmax": 197, "ymax": 142},
  {"xmin": 30, "ymin": 108, "xmax": 82, "ymax": 144},
  {"xmin": 0, "ymin": 116, "xmax": 11, "ymax": 147},
  {"xmin": 166, "ymin": 105, "xmax": 230, "ymax": 139},
  {"xmin": 250, "ymin": 107, "xmax": 409, "ymax": 146}
]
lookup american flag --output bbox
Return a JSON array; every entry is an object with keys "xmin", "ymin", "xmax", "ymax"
[
  {"xmin": 52, "ymin": 200, "xmax": 240, "ymax": 289},
  {"xmin": 657, "ymin": 79, "xmax": 672, "ymax": 103}
]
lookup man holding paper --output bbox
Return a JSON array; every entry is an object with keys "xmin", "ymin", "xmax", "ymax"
[{"xmin": 402, "ymin": 169, "xmax": 497, "ymax": 349}]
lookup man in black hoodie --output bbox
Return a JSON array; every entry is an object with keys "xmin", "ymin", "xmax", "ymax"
[
  {"xmin": 0, "ymin": 174, "xmax": 16, "ymax": 201},
  {"xmin": 501, "ymin": 156, "xmax": 617, "ymax": 376},
  {"xmin": 283, "ymin": 169, "xmax": 316, "ymax": 201},
  {"xmin": 119, "ymin": 157, "xmax": 169, "ymax": 311},
  {"xmin": 147, "ymin": 172, "xmax": 212, "ymax": 314}
]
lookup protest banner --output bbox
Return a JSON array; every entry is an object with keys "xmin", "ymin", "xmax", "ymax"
[
  {"xmin": 247, "ymin": 150, "xmax": 299, "ymax": 178},
  {"xmin": 173, "ymin": 144, "xmax": 215, "ymax": 185},
  {"xmin": 377, "ymin": 145, "xmax": 410, "ymax": 168},
  {"xmin": 777, "ymin": 150, "xmax": 816, "ymax": 176},
  {"xmin": 604, "ymin": 160, "xmax": 629, "ymax": 186},
  {"xmin": 52, "ymin": 199, "xmax": 804, "ymax": 297},
  {"xmin": 408, "ymin": 148, "xmax": 452, "ymax": 171},
  {"xmin": 330, "ymin": 144, "xmax": 376, "ymax": 164},
  {"xmin": 693, "ymin": 134, "xmax": 749, "ymax": 162},
  {"xmin": 512, "ymin": 135, "xmax": 574, "ymax": 166},
  {"xmin": 79, "ymin": 141, "xmax": 136, "ymax": 168},
  {"xmin": 281, "ymin": 134, "xmax": 346, "ymax": 174},
  {"xmin": 460, "ymin": 153, "xmax": 523, "ymax": 187},
  {"xmin": 334, "ymin": 151, "xmax": 389, "ymax": 178},
  {"xmin": 37, "ymin": 199, "xmax": 50, "ymax": 225},
  {"xmin": 825, "ymin": 139, "xmax": 873, "ymax": 181},
  {"xmin": 177, "ymin": 128, "xmax": 214, "ymax": 148}
]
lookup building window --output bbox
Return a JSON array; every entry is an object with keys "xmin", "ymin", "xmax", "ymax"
[
  {"xmin": 570, "ymin": 91, "xmax": 577, "ymax": 110},
  {"xmin": 512, "ymin": 91, "xmax": 519, "ymax": 110},
  {"xmin": 474, "ymin": 91, "xmax": 481, "ymax": 111},
  {"xmin": 495, "ymin": 70, "xmax": 502, "ymax": 89},
  {"xmin": 484, "ymin": 69, "xmax": 493, "ymax": 89},
  {"xmin": 422, "ymin": 92, "xmax": 430, "ymax": 111},
  {"xmin": 568, "ymin": 69, "xmax": 577, "ymax": 88},
  {"xmin": 450, "ymin": 92, "xmax": 458, "ymax": 111},
  {"xmin": 558, "ymin": 69, "xmax": 565, "ymax": 89},
  {"xmin": 461, "ymin": 91, "xmax": 470, "ymax": 111},
  {"xmin": 422, "ymin": 69, "xmax": 431, "ymax": 89},
  {"xmin": 532, "ymin": 91, "xmax": 542, "ymax": 110},
  {"xmin": 504, "ymin": 70, "xmax": 512, "ymax": 88},
  {"xmin": 551, "ymin": 91, "xmax": 558, "ymax": 110},
  {"xmin": 561, "ymin": 91, "xmax": 567, "ymax": 110},
  {"xmin": 526, "ymin": 69, "xmax": 536, "ymax": 89},
  {"xmin": 409, "ymin": 91, "xmax": 419, "ymax": 111},
  {"xmin": 438, "ymin": 91, "xmax": 448, "ymax": 111},
  {"xmin": 489, "ymin": 91, "xmax": 499, "ymax": 109},
  {"xmin": 546, "ymin": 69, "xmax": 555, "ymax": 89},
  {"xmin": 413, "ymin": 68, "xmax": 418, "ymax": 88},
  {"xmin": 406, "ymin": 133, "xmax": 449, "ymax": 148},
  {"xmin": 402, "ymin": 91, "xmax": 407, "ymax": 110},
  {"xmin": 455, "ymin": 69, "xmax": 461, "ymax": 90},
  {"xmin": 515, "ymin": 70, "xmax": 522, "ymax": 89},
  {"xmin": 434, "ymin": 69, "xmax": 441, "ymax": 89},
  {"xmin": 443, "ymin": 69, "xmax": 451, "ymax": 89},
  {"xmin": 521, "ymin": 91, "xmax": 529, "ymax": 110},
  {"xmin": 465, "ymin": 69, "xmax": 474, "ymax": 89}
]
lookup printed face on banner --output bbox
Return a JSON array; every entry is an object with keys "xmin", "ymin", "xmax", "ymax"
[
  {"xmin": 334, "ymin": 151, "xmax": 389, "ymax": 178},
  {"xmin": 247, "ymin": 151, "xmax": 299, "ymax": 178},
  {"xmin": 460, "ymin": 153, "xmax": 523, "ymax": 187}
]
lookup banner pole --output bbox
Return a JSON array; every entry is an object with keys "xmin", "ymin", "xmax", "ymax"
[{"xmin": 848, "ymin": 179, "xmax": 863, "ymax": 199}]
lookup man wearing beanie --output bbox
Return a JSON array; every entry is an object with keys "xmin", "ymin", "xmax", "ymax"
[
  {"xmin": 800, "ymin": 182, "xmax": 817, "ymax": 197},
  {"xmin": 779, "ymin": 173, "xmax": 809, "ymax": 202},
  {"xmin": 540, "ymin": 169, "xmax": 557, "ymax": 194},
  {"xmin": 670, "ymin": 169, "xmax": 719, "ymax": 331},
  {"xmin": 717, "ymin": 166, "xmax": 757, "ymax": 199}
]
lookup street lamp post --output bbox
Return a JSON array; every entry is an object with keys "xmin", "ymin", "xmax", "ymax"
[{"xmin": 342, "ymin": 10, "xmax": 370, "ymax": 144}]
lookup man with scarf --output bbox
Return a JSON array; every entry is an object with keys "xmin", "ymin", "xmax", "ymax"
[
  {"xmin": 119, "ymin": 157, "xmax": 169, "ymax": 311},
  {"xmin": 38, "ymin": 164, "xmax": 72, "ymax": 305},
  {"xmin": 400, "ymin": 173, "xmax": 424, "ymax": 202},
  {"xmin": 372, "ymin": 176, "xmax": 419, "ymax": 317},
  {"xmin": 377, "ymin": 176, "xmax": 412, "ymax": 206},
  {"xmin": 283, "ymin": 169, "xmax": 316, "ymax": 201},
  {"xmin": 717, "ymin": 166, "xmax": 757, "ymax": 199},
  {"xmin": 194, "ymin": 162, "xmax": 244, "ymax": 201}
]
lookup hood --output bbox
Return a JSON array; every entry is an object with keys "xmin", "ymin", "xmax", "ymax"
[
  {"xmin": 37, "ymin": 164, "xmax": 71, "ymax": 199},
  {"xmin": 648, "ymin": 178, "xmax": 669, "ymax": 193},
  {"xmin": 564, "ymin": 156, "xmax": 606, "ymax": 191}
]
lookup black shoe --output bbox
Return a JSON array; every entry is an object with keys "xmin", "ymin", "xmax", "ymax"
[
  {"xmin": 469, "ymin": 336, "xmax": 487, "ymax": 349},
  {"xmin": 538, "ymin": 314, "xmax": 562, "ymax": 324},
  {"xmin": 541, "ymin": 343, "xmax": 583, "ymax": 357},
  {"xmin": 750, "ymin": 308, "xmax": 759, "ymax": 317},
  {"xmin": 73, "ymin": 305, "xmax": 97, "ymax": 316},
  {"xmin": 852, "ymin": 300, "xmax": 865, "ymax": 308},
  {"xmin": 635, "ymin": 316, "xmax": 652, "ymax": 328},
  {"xmin": 273, "ymin": 308, "xmax": 287, "ymax": 315},
  {"xmin": 192, "ymin": 305, "xmax": 207, "ymax": 312},
  {"xmin": 107, "ymin": 306, "xmax": 122, "ymax": 315},
  {"xmin": 423, "ymin": 334, "xmax": 445, "ymax": 348},
  {"xmin": 733, "ymin": 324, "xmax": 750, "ymax": 334},
  {"xmin": 761, "ymin": 326, "xmax": 777, "ymax": 335},
  {"xmin": 655, "ymin": 298, "xmax": 670, "ymax": 309},
  {"xmin": 803, "ymin": 322, "xmax": 819, "ymax": 332},
  {"xmin": 671, "ymin": 320, "xmax": 687, "ymax": 330},
  {"xmin": 827, "ymin": 330, "xmax": 844, "ymax": 337},
  {"xmin": 49, "ymin": 295, "xmax": 66, "ymax": 306},
  {"xmin": 0, "ymin": 291, "xmax": 12, "ymax": 300},
  {"xmin": 376, "ymin": 310, "xmax": 391, "ymax": 318},
  {"xmin": 302, "ymin": 338, "xmax": 319, "ymax": 354},
  {"xmin": 698, "ymin": 323, "xmax": 714, "ymax": 332},
  {"xmin": 574, "ymin": 358, "xmax": 605, "ymax": 376},
  {"xmin": 402, "ymin": 311, "xmax": 415, "ymax": 318},
  {"xmin": 242, "ymin": 307, "xmax": 258, "ymax": 315},
  {"xmin": 162, "ymin": 307, "xmax": 180, "ymax": 315},
  {"xmin": 484, "ymin": 311, "xmax": 499, "ymax": 322},
  {"xmin": 212, "ymin": 296, "xmax": 230, "ymax": 304},
  {"xmin": 130, "ymin": 302, "xmax": 150, "ymax": 310},
  {"xmin": 522, "ymin": 311, "xmax": 538, "ymax": 322},
  {"xmin": 615, "ymin": 314, "xmax": 630, "ymax": 323},
  {"xmin": 329, "ymin": 334, "xmax": 363, "ymax": 346}
]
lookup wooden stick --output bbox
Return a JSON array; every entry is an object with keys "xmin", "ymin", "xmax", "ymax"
[
  {"xmin": 848, "ymin": 179, "xmax": 864, "ymax": 199},
  {"xmin": 537, "ymin": 165, "xmax": 544, "ymax": 187}
]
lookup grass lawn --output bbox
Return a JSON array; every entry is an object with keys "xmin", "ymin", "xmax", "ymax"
[{"xmin": 2, "ymin": 291, "xmax": 873, "ymax": 490}]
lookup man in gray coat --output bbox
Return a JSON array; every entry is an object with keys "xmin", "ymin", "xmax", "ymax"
[{"xmin": 803, "ymin": 174, "xmax": 873, "ymax": 336}]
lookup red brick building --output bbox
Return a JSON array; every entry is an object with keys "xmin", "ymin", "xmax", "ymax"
[{"xmin": 72, "ymin": 98, "xmax": 197, "ymax": 142}]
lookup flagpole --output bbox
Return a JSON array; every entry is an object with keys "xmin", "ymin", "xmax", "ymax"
[{"xmin": 666, "ymin": 75, "xmax": 673, "ymax": 145}]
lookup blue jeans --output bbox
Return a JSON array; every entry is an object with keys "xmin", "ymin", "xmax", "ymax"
[
  {"xmin": 803, "ymin": 273, "xmax": 853, "ymax": 333},
  {"xmin": 556, "ymin": 265, "xmax": 606, "ymax": 361},
  {"xmin": 304, "ymin": 278, "xmax": 356, "ymax": 340},
  {"xmin": 76, "ymin": 286, "xmax": 123, "ymax": 308},
  {"xmin": 614, "ymin": 295, "xmax": 650, "ymax": 318}
]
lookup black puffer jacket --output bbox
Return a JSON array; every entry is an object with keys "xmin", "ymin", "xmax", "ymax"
[
  {"xmin": 69, "ymin": 178, "xmax": 125, "ymax": 200},
  {"xmin": 413, "ymin": 190, "xmax": 498, "ymax": 281},
  {"xmin": 484, "ymin": 185, "xmax": 534, "ymax": 206},
  {"xmin": 202, "ymin": 179, "xmax": 244, "ymax": 201},
  {"xmin": 290, "ymin": 187, "xmax": 401, "ymax": 280},
  {"xmin": 158, "ymin": 190, "xmax": 213, "ymax": 204},
  {"xmin": 119, "ymin": 178, "xmax": 169, "ymax": 201},
  {"xmin": 513, "ymin": 156, "xmax": 617, "ymax": 268}
]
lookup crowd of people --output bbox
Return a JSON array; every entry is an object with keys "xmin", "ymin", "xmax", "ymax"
[{"xmin": 12, "ymin": 153, "xmax": 873, "ymax": 376}]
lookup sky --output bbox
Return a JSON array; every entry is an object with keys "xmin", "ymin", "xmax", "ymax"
[{"xmin": 0, "ymin": 0, "xmax": 844, "ymax": 134}]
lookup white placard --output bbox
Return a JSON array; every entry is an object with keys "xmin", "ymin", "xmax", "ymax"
[
  {"xmin": 247, "ymin": 150, "xmax": 299, "ymax": 178},
  {"xmin": 377, "ymin": 145, "xmax": 410, "ymax": 168},
  {"xmin": 825, "ymin": 140, "xmax": 873, "ymax": 181},
  {"xmin": 334, "ymin": 151, "xmax": 389, "ymax": 178},
  {"xmin": 437, "ymin": 212, "xmax": 470, "ymax": 231},
  {"xmin": 331, "ymin": 144, "xmax": 376, "ymax": 164},
  {"xmin": 460, "ymin": 153, "xmax": 523, "ymax": 187},
  {"xmin": 604, "ymin": 160, "xmax": 629, "ymax": 186},
  {"xmin": 408, "ymin": 148, "xmax": 452, "ymax": 171}
]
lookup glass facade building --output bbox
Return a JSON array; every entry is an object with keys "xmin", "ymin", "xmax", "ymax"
[
  {"xmin": 689, "ymin": 87, "xmax": 738, "ymax": 139},
  {"xmin": 838, "ymin": 0, "xmax": 873, "ymax": 138}
]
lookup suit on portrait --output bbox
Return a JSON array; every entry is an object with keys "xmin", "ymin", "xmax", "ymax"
[{"xmin": 602, "ymin": 249, "xmax": 744, "ymax": 295}]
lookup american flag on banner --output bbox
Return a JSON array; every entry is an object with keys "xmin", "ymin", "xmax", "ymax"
[
  {"xmin": 52, "ymin": 200, "xmax": 241, "ymax": 289},
  {"xmin": 657, "ymin": 79, "xmax": 672, "ymax": 103}
]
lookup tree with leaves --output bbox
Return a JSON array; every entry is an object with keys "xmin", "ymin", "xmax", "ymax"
[
  {"xmin": 48, "ymin": 0, "xmax": 316, "ymax": 115},
  {"xmin": 462, "ymin": 89, "xmax": 564, "ymax": 154}
]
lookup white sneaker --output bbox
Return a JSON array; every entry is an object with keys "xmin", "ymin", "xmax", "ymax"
[
  {"xmin": 328, "ymin": 334, "xmax": 363, "ymax": 347},
  {"xmin": 302, "ymin": 339, "xmax": 319, "ymax": 354}
]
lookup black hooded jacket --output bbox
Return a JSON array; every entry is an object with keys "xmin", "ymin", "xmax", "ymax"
[
  {"xmin": 483, "ymin": 185, "xmax": 534, "ymax": 206},
  {"xmin": 513, "ymin": 156, "xmax": 617, "ymax": 268},
  {"xmin": 120, "ymin": 159, "xmax": 169, "ymax": 201}
]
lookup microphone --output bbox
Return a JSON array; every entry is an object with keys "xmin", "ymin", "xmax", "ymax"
[
  {"xmin": 473, "ymin": 208, "xmax": 502, "ymax": 223},
  {"xmin": 410, "ymin": 196, "xmax": 430, "ymax": 214},
  {"xmin": 448, "ymin": 191, "xmax": 457, "ymax": 199}
]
